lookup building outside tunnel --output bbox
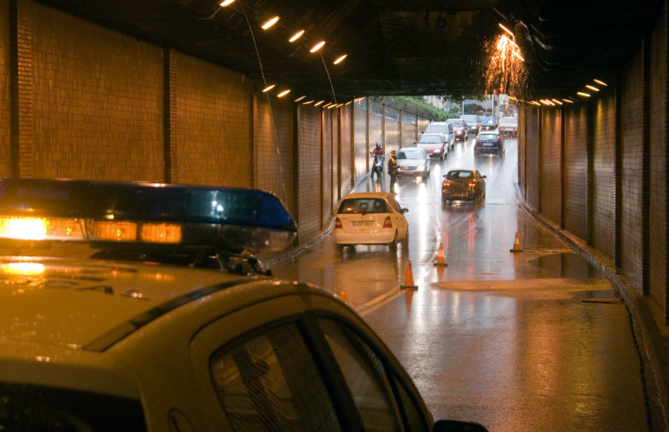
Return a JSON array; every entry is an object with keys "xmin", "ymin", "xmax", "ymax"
[{"xmin": 1, "ymin": 0, "xmax": 669, "ymax": 330}]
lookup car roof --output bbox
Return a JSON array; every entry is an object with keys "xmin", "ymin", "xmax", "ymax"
[
  {"xmin": 419, "ymin": 133, "xmax": 443, "ymax": 138},
  {"xmin": 0, "ymin": 257, "xmax": 245, "ymax": 350},
  {"xmin": 342, "ymin": 192, "xmax": 395, "ymax": 200}
]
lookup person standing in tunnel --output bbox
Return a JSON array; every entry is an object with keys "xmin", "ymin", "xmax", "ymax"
[{"xmin": 387, "ymin": 150, "xmax": 398, "ymax": 191}]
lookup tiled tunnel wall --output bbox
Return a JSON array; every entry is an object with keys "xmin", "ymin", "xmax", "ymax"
[{"xmin": 520, "ymin": 3, "xmax": 669, "ymax": 322}]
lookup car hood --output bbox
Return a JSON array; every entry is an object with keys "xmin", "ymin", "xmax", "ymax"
[{"xmin": 397, "ymin": 159, "xmax": 427, "ymax": 167}]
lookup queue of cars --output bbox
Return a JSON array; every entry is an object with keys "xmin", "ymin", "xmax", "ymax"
[{"xmin": 0, "ymin": 178, "xmax": 490, "ymax": 432}]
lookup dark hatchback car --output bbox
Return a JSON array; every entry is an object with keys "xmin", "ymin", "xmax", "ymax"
[
  {"xmin": 442, "ymin": 170, "xmax": 486, "ymax": 203},
  {"xmin": 474, "ymin": 131, "xmax": 504, "ymax": 156},
  {"xmin": 479, "ymin": 116, "xmax": 498, "ymax": 131},
  {"xmin": 459, "ymin": 114, "xmax": 480, "ymax": 135}
]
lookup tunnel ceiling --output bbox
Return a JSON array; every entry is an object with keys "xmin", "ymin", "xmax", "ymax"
[{"xmin": 35, "ymin": 0, "xmax": 663, "ymax": 99}]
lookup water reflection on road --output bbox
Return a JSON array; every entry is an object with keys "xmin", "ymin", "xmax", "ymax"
[{"xmin": 272, "ymin": 136, "xmax": 651, "ymax": 432}]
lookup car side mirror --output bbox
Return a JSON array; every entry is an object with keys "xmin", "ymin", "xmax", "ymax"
[
  {"xmin": 433, "ymin": 420, "xmax": 489, "ymax": 432},
  {"xmin": 482, "ymin": 175, "xmax": 487, "ymax": 178},
  {"xmin": 400, "ymin": 208, "xmax": 409, "ymax": 214}
]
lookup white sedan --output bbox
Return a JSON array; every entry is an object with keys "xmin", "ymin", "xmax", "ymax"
[{"xmin": 334, "ymin": 192, "xmax": 409, "ymax": 251}]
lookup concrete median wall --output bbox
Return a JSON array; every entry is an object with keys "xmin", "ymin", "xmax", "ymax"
[{"xmin": 519, "ymin": 1, "xmax": 669, "ymax": 323}]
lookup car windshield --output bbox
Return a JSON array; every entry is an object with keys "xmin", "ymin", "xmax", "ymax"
[
  {"xmin": 449, "ymin": 121, "xmax": 465, "ymax": 127},
  {"xmin": 460, "ymin": 115, "xmax": 478, "ymax": 123},
  {"xmin": 418, "ymin": 135, "xmax": 442, "ymax": 144},
  {"xmin": 478, "ymin": 133, "xmax": 499, "ymax": 142},
  {"xmin": 424, "ymin": 124, "xmax": 449, "ymax": 134},
  {"xmin": 481, "ymin": 116, "xmax": 496, "ymax": 124},
  {"xmin": 397, "ymin": 150, "xmax": 425, "ymax": 160},
  {"xmin": 446, "ymin": 171, "xmax": 475, "ymax": 180},
  {"xmin": 338, "ymin": 198, "xmax": 388, "ymax": 214}
]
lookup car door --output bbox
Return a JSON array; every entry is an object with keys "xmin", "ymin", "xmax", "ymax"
[
  {"xmin": 386, "ymin": 196, "xmax": 408, "ymax": 240},
  {"xmin": 190, "ymin": 288, "xmax": 431, "ymax": 431}
]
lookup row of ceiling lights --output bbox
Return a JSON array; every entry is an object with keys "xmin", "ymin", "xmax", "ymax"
[
  {"xmin": 219, "ymin": 0, "xmax": 347, "ymax": 65},
  {"xmin": 219, "ymin": 0, "xmax": 353, "ymax": 108},
  {"xmin": 514, "ymin": 79, "xmax": 609, "ymax": 107}
]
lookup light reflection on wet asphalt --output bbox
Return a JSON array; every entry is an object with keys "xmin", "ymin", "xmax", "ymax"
[{"xmin": 271, "ymin": 136, "xmax": 650, "ymax": 431}]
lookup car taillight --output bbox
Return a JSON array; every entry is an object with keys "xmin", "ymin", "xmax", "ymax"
[
  {"xmin": 383, "ymin": 217, "xmax": 392, "ymax": 228},
  {"xmin": 497, "ymin": 135, "xmax": 501, "ymax": 140},
  {"xmin": 469, "ymin": 182, "xmax": 476, "ymax": 188},
  {"xmin": 444, "ymin": 181, "xmax": 451, "ymax": 186},
  {"xmin": 335, "ymin": 218, "xmax": 342, "ymax": 229}
]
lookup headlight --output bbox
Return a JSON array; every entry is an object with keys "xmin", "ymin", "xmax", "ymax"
[
  {"xmin": 433, "ymin": 149, "xmax": 441, "ymax": 153},
  {"xmin": 417, "ymin": 166, "xmax": 426, "ymax": 172}
]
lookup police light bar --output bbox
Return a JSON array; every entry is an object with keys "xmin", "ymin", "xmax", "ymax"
[{"xmin": 0, "ymin": 179, "xmax": 297, "ymax": 252}]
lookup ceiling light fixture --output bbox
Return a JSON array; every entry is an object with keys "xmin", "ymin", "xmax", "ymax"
[
  {"xmin": 289, "ymin": 30, "xmax": 305, "ymax": 42},
  {"xmin": 540, "ymin": 100, "xmax": 551, "ymax": 106},
  {"xmin": 262, "ymin": 16, "xmax": 280, "ymax": 30},
  {"xmin": 323, "ymin": 103, "xmax": 332, "ymax": 108},
  {"xmin": 294, "ymin": 95, "xmax": 306, "ymax": 102},
  {"xmin": 220, "ymin": 0, "xmax": 235, "ymax": 6},
  {"xmin": 594, "ymin": 79, "xmax": 608, "ymax": 86},
  {"xmin": 585, "ymin": 85, "xmax": 599, "ymax": 92},
  {"xmin": 310, "ymin": 41, "xmax": 326, "ymax": 53},
  {"xmin": 499, "ymin": 23, "xmax": 514, "ymax": 37},
  {"xmin": 277, "ymin": 90, "xmax": 291, "ymax": 97},
  {"xmin": 314, "ymin": 100, "xmax": 324, "ymax": 106},
  {"xmin": 552, "ymin": 99, "xmax": 563, "ymax": 105},
  {"xmin": 334, "ymin": 55, "xmax": 347, "ymax": 65},
  {"xmin": 303, "ymin": 100, "xmax": 314, "ymax": 105},
  {"xmin": 345, "ymin": 101, "xmax": 352, "ymax": 105},
  {"xmin": 562, "ymin": 99, "xmax": 574, "ymax": 103},
  {"xmin": 262, "ymin": 85, "xmax": 275, "ymax": 92},
  {"xmin": 577, "ymin": 92, "xmax": 591, "ymax": 97}
]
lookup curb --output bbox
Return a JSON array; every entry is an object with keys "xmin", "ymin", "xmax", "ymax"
[{"xmin": 515, "ymin": 189, "xmax": 668, "ymax": 431}]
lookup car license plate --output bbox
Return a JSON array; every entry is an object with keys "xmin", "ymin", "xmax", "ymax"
[
  {"xmin": 483, "ymin": 143, "xmax": 493, "ymax": 146},
  {"xmin": 352, "ymin": 221, "xmax": 373, "ymax": 227}
]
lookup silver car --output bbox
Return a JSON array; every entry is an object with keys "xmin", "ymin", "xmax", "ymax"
[{"xmin": 396, "ymin": 147, "xmax": 430, "ymax": 180}]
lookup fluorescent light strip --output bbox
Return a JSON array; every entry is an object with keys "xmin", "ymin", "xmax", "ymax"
[
  {"xmin": 577, "ymin": 92, "xmax": 591, "ymax": 97},
  {"xmin": 262, "ymin": 85, "xmax": 275, "ymax": 92},
  {"xmin": 262, "ymin": 16, "xmax": 279, "ymax": 30},
  {"xmin": 310, "ymin": 41, "xmax": 325, "ymax": 53},
  {"xmin": 289, "ymin": 30, "xmax": 305, "ymax": 42},
  {"xmin": 594, "ymin": 79, "xmax": 608, "ymax": 86},
  {"xmin": 499, "ymin": 23, "xmax": 514, "ymax": 37},
  {"xmin": 294, "ymin": 95, "xmax": 306, "ymax": 102},
  {"xmin": 277, "ymin": 90, "xmax": 291, "ymax": 97},
  {"xmin": 334, "ymin": 55, "xmax": 347, "ymax": 65},
  {"xmin": 585, "ymin": 85, "xmax": 599, "ymax": 92}
]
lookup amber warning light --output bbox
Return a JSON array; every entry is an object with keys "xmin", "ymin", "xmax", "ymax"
[{"xmin": 0, "ymin": 178, "xmax": 297, "ymax": 252}]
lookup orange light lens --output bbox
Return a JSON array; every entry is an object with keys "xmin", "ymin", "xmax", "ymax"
[
  {"xmin": 141, "ymin": 223, "xmax": 182, "ymax": 243},
  {"xmin": 92, "ymin": 221, "xmax": 137, "ymax": 242}
]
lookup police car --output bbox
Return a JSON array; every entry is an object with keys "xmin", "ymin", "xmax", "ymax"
[{"xmin": 0, "ymin": 178, "xmax": 486, "ymax": 431}]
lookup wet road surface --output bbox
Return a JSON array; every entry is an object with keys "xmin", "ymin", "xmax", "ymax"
[{"xmin": 272, "ymin": 136, "xmax": 652, "ymax": 431}]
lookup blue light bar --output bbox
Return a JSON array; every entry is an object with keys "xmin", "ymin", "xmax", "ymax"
[{"xmin": 0, "ymin": 179, "xmax": 297, "ymax": 252}]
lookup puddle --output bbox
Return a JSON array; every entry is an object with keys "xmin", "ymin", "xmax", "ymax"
[{"xmin": 528, "ymin": 253, "xmax": 604, "ymax": 279}]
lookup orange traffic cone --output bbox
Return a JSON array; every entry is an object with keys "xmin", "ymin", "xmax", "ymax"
[
  {"xmin": 434, "ymin": 243, "xmax": 448, "ymax": 267},
  {"xmin": 340, "ymin": 289, "xmax": 348, "ymax": 303},
  {"xmin": 510, "ymin": 232, "xmax": 523, "ymax": 253},
  {"xmin": 401, "ymin": 260, "xmax": 418, "ymax": 290}
]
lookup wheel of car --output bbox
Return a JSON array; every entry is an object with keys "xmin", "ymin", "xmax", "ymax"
[{"xmin": 389, "ymin": 232, "xmax": 398, "ymax": 251}]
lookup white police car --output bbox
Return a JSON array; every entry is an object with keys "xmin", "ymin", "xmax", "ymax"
[{"xmin": 0, "ymin": 178, "xmax": 486, "ymax": 431}]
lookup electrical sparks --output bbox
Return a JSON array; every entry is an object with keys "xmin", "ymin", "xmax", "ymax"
[{"xmin": 483, "ymin": 34, "xmax": 528, "ymax": 96}]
